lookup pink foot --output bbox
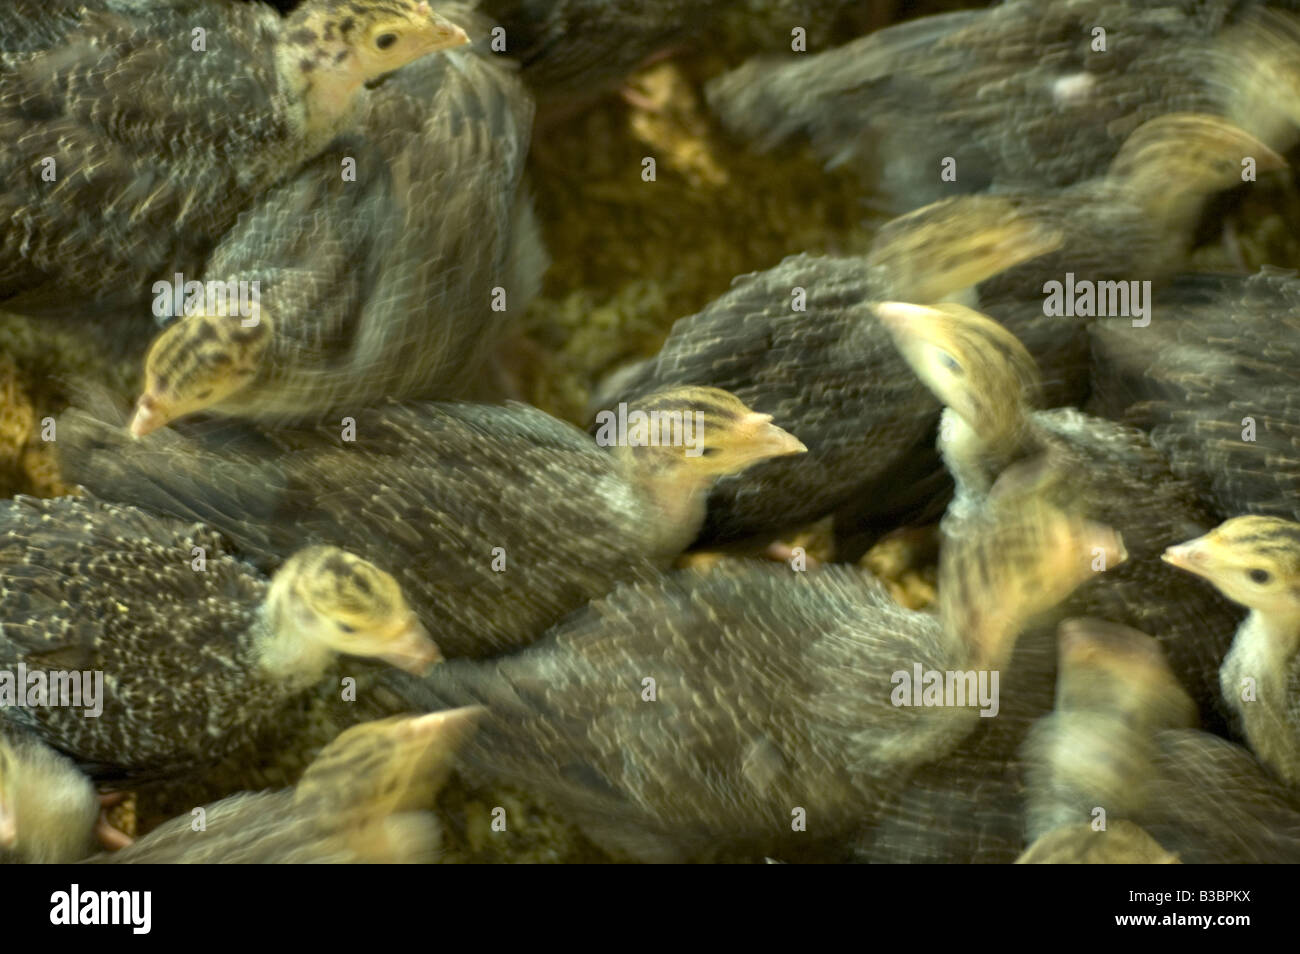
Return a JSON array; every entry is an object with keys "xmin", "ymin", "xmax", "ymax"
[{"xmin": 96, "ymin": 791, "xmax": 134, "ymax": 851}]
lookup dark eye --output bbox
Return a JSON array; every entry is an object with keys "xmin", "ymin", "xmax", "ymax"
[
  {"xmin": 701, "ymin": 447, "xmax": 719, "ymax": 457},
  {"xmin": 337, "ymin": 622, "xmax": 356, "ymax": 633},
  {"xmin": 938, "ymin": 351, "xmax": 964, "ymax": 375},
  {"xmin": 1249, "ymin": 568, "xmax": 1271, "ymax": 584},
  {"xmin": 375, "ymin": 32, "xmax": 398, "ymax": 50}
]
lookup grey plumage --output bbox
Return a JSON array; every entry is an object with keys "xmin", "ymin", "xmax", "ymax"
[
  {"xmin": 594, "ymin": 196, "xmax": 1065, "ymax": 548},
  {"xmin": 62, "ymin": 388, "xmax": 804, "ymax": 658},
  {"xmin": 373, "ymin": 491, "xmax": 1124, "ymax": 861},
  {"xmin": 1089, "ymin": 269, "xmax": 1300, "ymax": 523},
  {"xmin": 0, "ymin": 0, "xmax": 468, "ymax": 312},
  {"xmin": 707, "ymin": 0, "xmax": 1293, "ymax": 212},
  {"xmin": 132, "ymin": 14, "xmax": 541, "ymax": 431},
  {"xmin": 1020, "ymin": 618, "xmax": 1300, "ymax": 863},
  {"xmin": 853, "ymin": 303, "xmax": 1241, "ymax": 863}
]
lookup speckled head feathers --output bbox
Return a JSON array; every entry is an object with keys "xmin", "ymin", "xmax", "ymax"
[
  {"xmin": 1108, "ymin": 114, "xmax": 1286, "ymax": 231},
  {"xmin": 605, "ymin": 386, "xmax": 807, "ymax": 478},
  {"xmin": 297, "ymin": 708, "xmax": 482, "ymax": 815},
  {"xmin": 283, "ymin": 0, "xmax": 469, "ymax": 82},
  {"xmin": 132, "ymin": 312, "xmax": 273, "ymax": 437},
  {"xmin": 876, "ymin": 300, "xmax": 1042, "ymax": 441},
  {"xmin": 273, "ymin": 546, "xmax": 441, "ymax": 674},
  {"xmin": 1163, "ymin": 516, "xmax": 1300, "ymax": 619}
]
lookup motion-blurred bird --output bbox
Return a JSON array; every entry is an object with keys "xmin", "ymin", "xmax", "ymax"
[
  {"xmin": 89, "ymin": 709, "xmax": 480, "ymax": 863},
  {"xmin": 1089, "ymin": 268, "xmax": 1300, "ymax": 523},
  {"xmin": 129, "ymin": 6, "xmax": 541, "ymax": 434},
  {"xmin": 374, "ymin": 485, "xmax": 1124, "ymax": 861},
  {"xmin": 707, "ymin": 0, "xmax": 1300, "ymax": 212},
  {"xmin": 598, "ymin": 115, "xmax": 1271, "ymax": 550},
  {"xmin": 594, "ymin": 195, "xmax": 1064, "ymax": 549},
  {"xmin": 878, "ymin": 299, "xmax": 1241, "ymax": 726},
  {"xmin": 63, "ymin": 388, "xmax": 805, "ymax": 658},
  {"xmin": 1022, "ymin": 617, "xmax": 1300, "ymax": 863},
  {"xmin": 1021, "ymin": 619, "xmax": 1198, "ymax": 845},
  {"xmin": 0, "ymin": 0, "xmax": 468, "ymax": 313},
  {"xmin": 849, "ymin": 301, "xmax": 1240, "ymax": 863},
  {"xmin": 0, "ymin": 495, "xmax": 438, "ymax": 780}
]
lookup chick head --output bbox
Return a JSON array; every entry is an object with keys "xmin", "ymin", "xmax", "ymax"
[
  {"xmin": 942, "ymin": 474, "xmax": 1126, "ymax": 665},
  {"xmin": 1109, "ymin": 114, "xmax": 1286, "ymax": 232},
  {"xmin": 1055, "ymin": 618, "xmax": 1198, "ymax": 730},
  {"xmin": 601, "ymin": 386, "xmax": 807, "ymax": 481},
  {"xmin": 876, "ymin": 300, "xmax": 1041, "ymax": 443},
  {"xmin": 132, "ymin": 311, "xmax": 272, "ymax": 437},
  {"xmin": 275, "ymin": 546, "xmax": 441, "ymax": 674},
  {"xmin": 297, "ymin": 708, "xmax": 483, "ymax": 816},
  {"xmin": 285, "ymin": 0, "xmax": 468, "ymax": 114},
  {"xmin": 1163, "ymin": 516, "xmax": 1300, "ymax": 620},
  {"xmin": 868, "ymin": 195, "xmax": 1063, "ymax": 303}
]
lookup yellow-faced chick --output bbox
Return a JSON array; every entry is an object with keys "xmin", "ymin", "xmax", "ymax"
[
  {"xmin": 1164, "ymin": 516, "xmax": 1300, "ymax": 784},
  {"xmin": 123, "ymin": 13, "xmax": 535, "ymax": 434},
  {"xmin": 90, "ymin": 709, "xmax": 482, "ymax": 863},
  {"xmin": 131, "ymin": 312, "xmax": 272, "ymax": 438},
  {"xmin": 0, "ymin": 496, "xmax": 439, "ymax": 779},
  {"xmin": 876, "ymin": 300, "xmax": 1040, "ymax": 498},
  {"xmin": 604, "ymin": 386, "xmax": 807, "ymax": 555},
  {"xmin": 879, "ymin": 297, "xmax": 1245, "ymax": 734},
  {"xmin": 265, "ymin": 545, "xmax": 443, "ymax": 680},
  {"xmin": 0, "ymin": 0, "xmax": 468, "ymax": 310}
]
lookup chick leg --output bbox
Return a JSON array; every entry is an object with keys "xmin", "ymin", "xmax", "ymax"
[{"xmin": 96, "ymin": 791, "xmax": 135, "ymax": 851}]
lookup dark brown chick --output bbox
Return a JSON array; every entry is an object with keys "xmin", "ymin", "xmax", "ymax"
[
  {"xmin": 708, "ymin": 1, "xmax": 1300, "ymax": 212},
  {"xmin": 0, "ymin": 0, "xmax": 468, "ymax": 313},
  {"xmin": 128, "ymin": 7, "xmax": 539, "ymax": 434},
  {"xmin": 375, "ymin": 484, "xmax": 1125, "ymax": 861},
  {"xmin": 63, "ymin": 387, "xmax": 804, "ymax": 658}
]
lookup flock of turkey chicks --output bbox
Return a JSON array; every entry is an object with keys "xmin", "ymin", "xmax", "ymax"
[{"xmin": 1, "ymin": 0, "xmax": 1300, "ymax": 864}]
